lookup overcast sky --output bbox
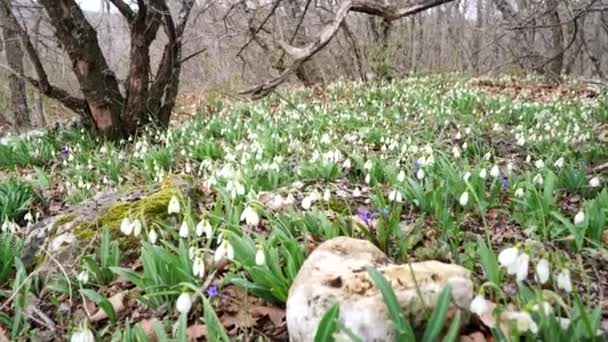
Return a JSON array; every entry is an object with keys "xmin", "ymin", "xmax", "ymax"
[{"xmin": 77, "ymin": 0, "xmax": 102, "ymax": 12}]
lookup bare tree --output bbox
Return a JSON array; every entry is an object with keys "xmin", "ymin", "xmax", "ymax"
[
  {"xmin": 0, "ymin": 0, "xmax": 197, "ymax": 139},
  {"xmin": 0, "ymin": 0, "xmax": 30, "ymax": 131}
]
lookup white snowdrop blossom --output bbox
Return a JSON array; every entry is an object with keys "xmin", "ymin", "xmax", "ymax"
[
  {"xmin": 534, "ymin": 160, "xmax": 545, "ymax": 169},
  {"xmin": 365, "ymin": 173, "xmax": 371, "ymax": 184},
  {"xmin": 179, "ymin": 221, "xmax": 189, "ymax": 238},
  {"xmin": 397, "ymin": 170, "xmax": 406, "ymax": 182},
  {"xmin": 240, "ymin": 206, "xmax": 260, "ymax": 226},
  {"xmin": 363, "ymin": 160, "xmax": 373, "ymax": 170},
  {"xmin": 556, "ymin": 269, "xmax": 572, "ymax": 293},
  {"xmin": 531, "ymin": 302, "xmax": 553, "ymax": 315},
  {"xmin": 214, "ymin": 241, "xmax": 234, "ymax": 262},
  {"xmin": 24, "ymin": 212, "xmax": 33, "ymax": 222},
  {"xmin": 554, "ymin": 157, "xmax": 565, "ymax": 168},
  {"xmin": 148, "ymin": 229, "xmax": 158, "ymax": 244},
  {"xmin": 463, "ymin": 172, "xmax": 471, "ymax": 182},
  {"xmin": 255, "ymin": 248, "xmax": 266, "ymax": 266},
  {"xmin": 168, "ymin": 196, "xmax": 181, "ymax": 214},
  {"xmin": 574, "ymin": 211, "xmax": 585, "ymax": 225},
  {"xmin": 196, "ymin": 219, "xmax": 212, "ymax": 237},
  {"xmin": 459, "ymin": 191, "xmax": 469, "ymax": 206},
  {"xmin": 388, "ymin": 189, "xmax": 402, "ymax": 203},
  {"xmin": 70, "ymin": 324, "xmax": 95, "ymax": 342},
  {"xmin": 533, "ymin": 173, "xmax": 544, "ymax": 185},
  {"xmin": 469, "ymin": 294, "xmax": 488, "ymax": 316},
  {"xmin": 342, "ymin": 159, "xmax": 352, "ymax": 169},
  {"xmin": 514, "ymin": 188, "xmax": 525, "ymax": 198},
  {"xmin": 77, "ymin": 271, "xmax": 89, "ymax": 284},
  {"xmin": 535, "ymin": 259, "xmax": 550, "ymax": 284},
  {"xmin": 452, "ymin": 146, "xmax": 461, "ymax": 158},
  {"xmin": 301, "ymin": 196, "xmax": 313, "ymax": 210},
  {"xmin": 506, "ymin": 311, "xmax": 538, "ymax": 334},
  {"xmin": 589, "ymin": 176, "xmax": 600, "ymax": 188},
  {"xmin": 192, "ymin": 257, "xmax": 205, "ymax": 278},
  {"xmin": 515, "ymin": 253, "xmax": 530, "ymax": 282},
  {"xmin": 498, "ymin": 247, "xmax": 519, "ymax": 272},
  {"xmin": 131, "ymin": 219, "xmax": 142, "ymax": 237},
  {"xmin": 176, "ymin": 293, "xmax": 192, "ymax": 314},
  {"xmin": 323, "ymin": 189, "xmax": 331, "ymax": 201},
  {"xmin": 120, "ymin": 218, "xmax": 132, "ymax": 236},
  {"xmin": 353, "ymin": 188, "xmax": 361, "ymax": 197},
  {"xmin": 490, "ymin": 165, "xmax": 500, "ymax": 177},
  {"xmin": 479, "ymin": 168, "xmax": 487, "ymax": 179},
  {"xmin": 416, "ymin": 168, "xmax": 425, "ymax": 180}
]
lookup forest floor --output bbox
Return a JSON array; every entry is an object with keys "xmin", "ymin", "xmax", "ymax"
[{"xmin": 0, "ymin": 75, "xmax": 607, "ymax": 341}]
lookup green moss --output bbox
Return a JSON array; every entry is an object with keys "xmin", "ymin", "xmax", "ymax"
[
  {"xmin": 327, "ymin": 198, "xmax": 352, "ymax": 215},
  {"xmin": 74, "ymin": 185, "xmax": 181, "ymax": 250},
  {"xmin": 52, "ymin": 214, "xmax": 75, "ymax": 228}
]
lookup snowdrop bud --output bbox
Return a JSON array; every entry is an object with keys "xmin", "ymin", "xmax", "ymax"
[
  {"xmin": 514, "ymin": 188, "xmax": 524, "ymax": 198},
  {"xmin": 365, "ymin": 174, "xmax": 371, "ymax": 184},
  {"xmin": 388, "ymin": 190, "xmax": 402, "ymax": 203},
  {"xmin": 323, "ymin": 189, "xmax": 331, "ymax": 201},
  {"xmin": 469, "ymin": 294, "xmax": 488, "ymax": 316},
  {"xmin": 574, "ymin": 211, "xmax": 585, "ymax": 225},
  {"xmin": 515, "ymin": 253, "xmax": 530, "ymax": 282},
  {"xmin": 70, "ymin": 325, "xmax": 95, "ymax": 342},
  {"xmin": 479, "ymin": 168, "xmax": 487, "ymax": 179},
  {"xmin": 533, "ymin": 174, "xmax": 544, "ymax": 185},
  {"xmin": 77, "ymin": 271, "xmax": 89, "ymax": 284},
  {"xmin": 535, "ymin": 259, "xmax": 550, "ymax": 284},
  {"xmin": 240, "ymin": 206, "xmax": 260, "ymax": 226},
  {"xmin": 490, "ymin": 165, "xmax": 500, "ymax": 178},
  {"xmin": 255, "ymin": 248, "xmax": 266, "ymax": 266},
  {"xmin": 179, "ymin": 221, "xmax": 189, "ymax": 238},
  {"xmin": 397, "ymin": 170, "xmax": 406, "ymax": 183},
  {"xmin": 534, "ymin": 160, "xmax": 545, "ymax": 169},
  {"xmin": 589, "ymin": 177, "xmax": 600, "ymax": 188},
  {"xmin": 463, "ymin": 172, "xmax": 471, "ymax": 182},
  {"xmin": 556, "ymin": 269, "xmax": 572, "ymax": 293},
  {"xmin": 148, "ymin": 229, "xmax": 158, "ymax": 244},
  {"xmin": 120, "ymin": 218, "xmax": 132, "ymax": 236},
  {"xmin": 416, "ymin": 168, "xmax": 425, "ymax": 180},
  {"xmin": 554, "ymin": 157, "xmax": 565, "ymax": 168},
  {"xmin": 459, "ymin": 191, "xmax": 469, "ymax": 207},
  {"xmin": 176, "ymin": 293, "xmax": 192, "ymax": 314},
  {"xmin": 301, "ymin": 196, "xmax": 312, "ymax": 210},
  {"xmin": 498, "ymin": 247, "xmax": 519, "ymax": 269},
  {"xmin": 168, "ymin": 196, "xmax": 180, "ymax": 214}
]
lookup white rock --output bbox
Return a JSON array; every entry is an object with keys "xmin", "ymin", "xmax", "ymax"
[{"xmin": 286, "ymin": 237, "xmax": 473, "ymax": 342}]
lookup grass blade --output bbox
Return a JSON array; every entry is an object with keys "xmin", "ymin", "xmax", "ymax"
[{"xmin": 314, "ymin": 303, "xmax": 340, "ymax": 342}]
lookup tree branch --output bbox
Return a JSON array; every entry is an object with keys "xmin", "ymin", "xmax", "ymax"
[{"xmin": 108, "ymin": 0, "xmax": 135, "ymax": 22}]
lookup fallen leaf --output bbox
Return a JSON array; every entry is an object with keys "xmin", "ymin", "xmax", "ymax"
[
  {"xmin": 186, "ymin": 324, "xmax": 207, "ymax": 341},
  {"xmin": 0, "ymin": 326, "xmax": 8, "ymax": 342},
  {"xmin": 90, "ymin": 291, "xmax": 126, "ymax": 322},
  {"xmin": 603, "ymin": 230, "xmax": 608, "ymax": 246},
  {"xmin": 139, "ymin": 319, "xmax": 158, "ymax": 342},
  {"xmin": 251, "ymin": 305, "xmax": 285, "ymax": 327}
]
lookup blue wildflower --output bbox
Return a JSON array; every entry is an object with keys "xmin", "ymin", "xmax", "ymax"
[
  {"xmin": 498, "ymin": 175, "xmax": 508, "ymax": 190},
  {"xmin": 357, "ymin": 208, "xmax": 377, "ymax": 224},
  {"xmin": 60, "ymin": 146, "xmax": 69, "ymax": 157},
  {"xmin": 207, "ymin": 285, "xmax": 219, "ymax": 298}
]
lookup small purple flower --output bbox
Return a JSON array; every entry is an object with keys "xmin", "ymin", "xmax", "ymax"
[
  {"xmin": 414, "ymin": 160, "xmax": 423, "ymax": 168},
  {"xmin": 207, "ymin": 285, "xmax": 219, "ymax": 298},
  {"xmin": 357, "ymin": 208, "xmax": 377, "ymax": 224},
  {"xmin": 498, "ymin": 175, "xmax": 508, "ymax": 190},
  {"xmin": 60, "ymin": 146, "xmax": 69, "ymax": 157}
]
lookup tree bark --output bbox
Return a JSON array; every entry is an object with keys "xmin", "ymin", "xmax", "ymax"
[{"xmin": 0, "ymin": 1, "xmax": 30, "ymax": 131}]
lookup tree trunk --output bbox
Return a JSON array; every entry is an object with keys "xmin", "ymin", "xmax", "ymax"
[
  {"xmin": 472, "ymin": 0, "xmax": 483, "ymax": 73},
  {"xmin": 0, "ymin": 1, "xmax": 31, "ymax": 131},
  {"xmin": 544, "ymin": 0, "xmax": 563, "ymax": 78}
]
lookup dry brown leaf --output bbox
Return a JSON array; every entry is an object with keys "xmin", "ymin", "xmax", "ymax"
[
  {"xmin": 221, "ymin": 311, "xmax": 256, "ymax": 329},
  {"xmin": 0, "ymin": 326, "xmax": 8, "ymax": 342},
  {"xmin": 138, "ymin": 319, "xmax": 158, "ymax": 342},
  {"xmin": 251, "ymin": 305, "xmax": 285, "ymax": 327},
  {"xmin": 90, "ymin": 291, "xmax": 126, "ymax": 322},
  {"xmin": 602, "ymin": 230, "xmax": 608, "ymax": 246},
  {"xmin": 186, "ymin": 324, "xmax": 207, "ymax": 341}
]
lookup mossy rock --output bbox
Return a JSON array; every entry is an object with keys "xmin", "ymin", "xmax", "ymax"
[{"xmin": 22, "ymin": 176, "xmax": 199, "ymax": 274}]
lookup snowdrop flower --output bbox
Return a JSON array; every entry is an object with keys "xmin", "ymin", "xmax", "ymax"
[
  {"xmin": 416, "ymin": 168, "xmax": 425, "ymax": 180},
  {"xmin": 363, "ymin": 160, "xmax": 373, "ymax": 170},
  {"xmin": 514, "ymin": 188, "xmax": 525, "ymax": 198},
  {"xmin": 323, "ymin": 189, "xmax": 331, "ymax": 201},
  {"xmin": 120, "ymin": 218, "xmax": 132, "ymax": 236},
  {"xmin": 365, "ymin": 173, "xmax": 371, "ymax": 184},
  {"xmin": 517, "ymin": 136, "xmax": 526, "ymax": 146},
  {"xmin": 554, "ymin": 157, "xmax": 565, "ymax": 168},
  {"xmin": 535, "ymin": 259, "xmax": 550, "ymax": 284},
  {"xmin": 77, "ymin": 271, "xmax": 89, "ymax": 284},
  {"xmin": 469, "ymin": 294, "xmax": 488, "ymax": 316},
  {"xmin": 589, "ymin": 176, "xmax": 600, "ymax": 188},
  {"xmin": 506, "ymin": 311, "xmax": 538, "ymax": 334},
  {"xmin": 179, "ymin": 221, "xmax": 189, "ymax": 238},
  {"xmin": 196, "ymin": 219, "xmax": 212, "ymax": 237},
  {"xmin": 131, "ymin": 219, "xmax": 142, "ymax": 237},
  {"xmin": 214, "ymin": 241, "xmax": 234, "ymax": 262},
  {"xmin": 459, "ymin": 191, "xmax": 469, "ymax": 206},
  {"xmin": 574, "ymin": 211, "xmax": 585, "ymax": 225},
  {"xmin": 531, "ymin": 302, "xmax": 553, "ymax": 315},
  {"xmin": 352, "ymin": 188, "xmax": 361, "ymax": 197},
  {"xmin": 255, "ymin": 248, "xmax": 266, "ymax": 266},
  {"xmin": 515, "ymin": 253, "xmax": 530, "ymax": 282},
  {"xmin": 388, "ymin": 189, "xmax": 402, "ymax": 203},
  {"xmin": 240, "ymin": 206, "xmax": 260, "ymax": 226},
  {"xmin": 24, "ymin": 212, "xmax": 33, "ymax": 222},
  {"xmin": 498, "ymin": 247, "xmax": 519, "ymax": 272},
  {"xmin": 556, "ymin": 269, "xmax": 572, "ymax": 292},
  {"xmin": 490, "ymin": 165, "xmax": 500, "ymax": 178},
  {"xmin": 342, "ymin": 159, "xmax": 352, "ymax": 169},
  {"xmin": 397, "ymin": 170, "xmax": 406, "ymax": 182},
  {"xmin": 452, "ymin": 146, "xmax": 461, "ymax": 158},
  {"xmin": 463, "ymin": 172, "xmax": 471, "ymax": 182},
  {"xmin": 301, "ymin": 196, "xmax": 313, "ymax": 210},
  {"xmin": 192, "ymin": 257, "xmax": 205, "ymax": 278},
  {"xmin": 71, "ymin": 324, "xmax": 95, "ymax": 342},
  {"xmin": 226, "ymin": 242, "xmax": 234, "ymax": 260},
  {"xmin": 176, "ymin": 293, "xmax": 192, "ymax": 314},
  {"xmin": 534, "ymin": 160, "xmax": 545, "ymax": 169},
  {"xmin": 533, "ymin": 173, "xmax": 544, "ymax": 185},
  {"xmin": 148, "ymin": 229, "xmax": 158, "ymax": 244},
  {"xmin": 479, "ymin": 168, "xmax": 487, "ymax": 179},
  {"xmin": 168, "ymin": 196, "xmax": 180, "ymax": 214}
]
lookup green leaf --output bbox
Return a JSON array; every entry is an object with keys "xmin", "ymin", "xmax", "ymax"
[
  {"xmin": 442, "ymin": 311, "xmax": 461, "ymax": 342},
  {"xmin": 314, "ymin": 304, "xmax": 340, "ymax": 342},
  {"xmin": 203, "ymin": 296, "xmax": 230, "ymax": 342},
  {"xmin": 423, "ymin": 286, "xmax": 452, "ymax": 342},
  {"xmin": 477, "ymin": 238, "xmax": 500, "ymax": 285},
  {"xmin": 366, "ymin": 267, "xmax": 415, "ymax": 341},
  {"xmin": 79, "ymin": 289, "xmax": 117, "ymax": 322}
]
